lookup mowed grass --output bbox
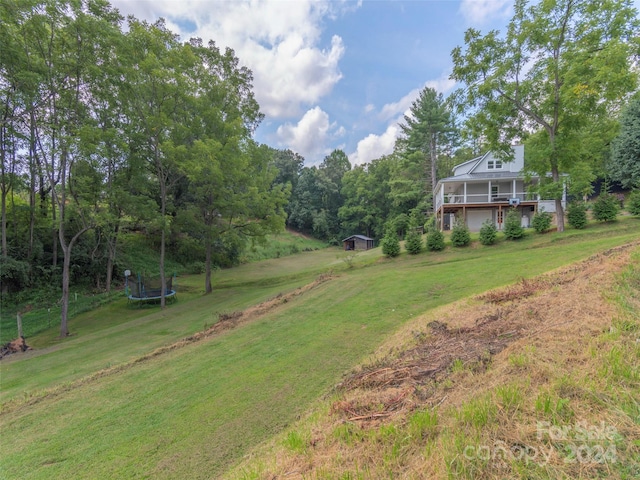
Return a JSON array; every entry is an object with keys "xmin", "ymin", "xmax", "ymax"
[{"xmin": 1, "ymin": 219, "xmax": 640, "ymax": 479}]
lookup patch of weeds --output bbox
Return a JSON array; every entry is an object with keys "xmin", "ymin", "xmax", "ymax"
[
  {"xmin": 553, "ymin": 374, "xmax": 587, "ymax": 400},
  {"xmin": 237, "ymin": 465, "xmax": 264, "ymax": 480},
  {"xmin": 367, "ymin": 423, "xmax": 412, "ymax": 471},
  {"xmin": 457, "ymin": 394, "xmax": 497, "ymax": 429},
  {"xmin": 440, "ymin": 378, "xmax": 454, "ymax": 390},
  {"xmin": 408, "ymin": 408, "xmax": 438, "ymax": 441},
  {"xmin": 451, "ymin": 358, "xmax": 465, "ymax": 373},
  {"xmin": 376, "ymin": 423, "xmax": 400, "ymax": 444},
  {"xmin": 600, "ymin": 345, "xmax": 640, "ymax": 383},
  {"xmin": 283, "ymin": 430, "xmax": 308, "ymax": 454},
  {"xmin": 339, "ymin": 251, "xmax": 359, "ymax": 269},
  {"xmin": 510, "ymin": 456, "xmax": 557, "ymax": 480},
  {"xmin": 332, "ymin": 423, "xmax": 364, "ymax": 446},
  {"xmin": 338, "ymin": 471, "xmax": 367, "ymax": 480},
  {"xmin": 495, "ymin": 383, "xmax": 524, "ymax": 413},
  {"xmin": 444, "ymin": 430, "xmax": 486, "ymax": 479},
  {"xmin": 508, "ymin": 345, "xmax": 536, "ymax": 368},
  {"xmin": 534, "ymin": 392, "xmax": 573, "ymax": 424}
]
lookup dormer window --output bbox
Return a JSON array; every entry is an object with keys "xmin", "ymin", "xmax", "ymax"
[{"xmin": 487, "ymin": 159, "xmax": 502, "ymax": 169}]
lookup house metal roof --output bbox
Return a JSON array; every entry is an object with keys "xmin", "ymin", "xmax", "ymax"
[
  {"xmin": 439, "ymin": 171, "xmax": 529, "ymax": 182},
  {"xmin": 342, "ymin": 235, "xmax": 374, "ymax": 242}
]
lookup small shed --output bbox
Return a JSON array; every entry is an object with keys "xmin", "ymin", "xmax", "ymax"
[{"xmin": 342, "ymin": 235, "xmax": 374, "ymax": 251}]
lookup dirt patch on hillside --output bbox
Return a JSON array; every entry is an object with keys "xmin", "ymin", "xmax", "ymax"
[
  {"xmin": 0, "ymin": 337, "xmax": 31, "ymax": 360},
  {"xmin": 332, "ymin": 242, "xmax": 636, "ymax": 423}
]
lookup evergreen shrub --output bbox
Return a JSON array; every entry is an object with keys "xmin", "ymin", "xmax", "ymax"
[
  {"xmin": 450, "ymin": 221, "xmax": 471, "ymax": 247},
  {"xmin": 592, "ymin": 194, "xmax": 620, "ymax": 222},
  {"xmin": 567, "ymin": 202, "xmax": 587, "ymax": 229},
  {"xmin": 381, "ymin": 231, "xmax": 401, "ymax": 258},
  {"xmin": 404, "ymin": 229, "xmax": 423, "ymax": 254},
  {"xmin": 503, "ymin": 208, "xmax": 524, "ymax": 240},
  {"xmin": 628, "ymin": 190, "xmax": 640, "ymax": 216},
  {"xmin": 426, "ymin": 229, "xmax": 445, "ymax": 251},
  {"xmin": 479, "ymin": 220, "xmax": 498, "ymax": 245},
  {"xmin": 531, "ymin": 210, "xmax": 552, "ymax": 233}
]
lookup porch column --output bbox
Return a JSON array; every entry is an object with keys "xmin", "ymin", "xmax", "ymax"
[
  {"xmin": 512, "ymin": 179, "xmax": 516, "ymax": 199},
  {"xmin": 463, "ymin": 182, "xmax": 467, "ymax": 203},
  {"xmin": 488, "ymin": 181, "xmax": 492, "ymax": 202}
]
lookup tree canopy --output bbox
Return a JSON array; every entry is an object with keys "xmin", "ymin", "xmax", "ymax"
[
  {"xmin": 451, "ymin": 0, "xmax": 640, "ymax": 231},
  {"xmin": 610, "ymin": 95, "xmax": 640, "ymax": 189}
]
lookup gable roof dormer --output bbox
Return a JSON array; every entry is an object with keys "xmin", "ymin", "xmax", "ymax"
[{"xmin": 452, "ymin": 145, "xmax": 524, "ymax": 176}]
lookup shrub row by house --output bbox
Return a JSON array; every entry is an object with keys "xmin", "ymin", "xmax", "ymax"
[{"xmin": 380, "ymin": 193, "xmax": 640, "ymax": 258}]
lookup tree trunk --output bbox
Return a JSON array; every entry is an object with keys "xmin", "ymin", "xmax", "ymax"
[
  {"xmin": 105, "ymin": 249, "xmax": 114, "ymax": 293},
  {"xmin": 555, "ymin": 199, "xmax": 565, "ymax": 232},
  {"xmin": 1, "ymin": 187, "xmax": 7, "ymax": 258},
  {"xmin": 29, "ymin": 110, "xmax": 37, "ymax": 260},
  {"xmin": 159, "ymin": 166, "xmax": 167, "ymax": 309},
  {"xmin": 160, "ymin": 226, "xmax": 166, "ymax": 309},
  {"xmin": 51, "ymin": 189, "xmax": 58, "ymax": 268},
  {"xmin": 59, "ymin": 227, "xmax": 90, "ymax": 337},
  {"xmin": 105, "ymin": 223, "xmax": 119, "ymax": 293},
  {"xmin": 205, "ymin": 236, "xmax": 213, "ymax": 294},
  {"xmin": 430, "ymin": 135, "xmax": 438, "ymax": 194},
  {"xmin": 59, "ymin": 242, "xmax": 72, "ymax": 337}
]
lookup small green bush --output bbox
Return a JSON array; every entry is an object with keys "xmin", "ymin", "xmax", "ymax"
[
  {"xmin": 592, "ymin": 194, "xmax": 620, "ymax": 222},
  {"xmin": 426, "ymin": 229, "xmax": 445, "ymax": 251},
  {"xmin": 567, "ymin": 202, "xmax": 588, "ymax": 229},
  {"xmin": 404, "ymin": 229, "xmax": 423, "ymax": 254},
  {"xmin": 450, "ymin": 221, "xmax": 471, "ymax": 247},
  {"xmin": 503, "ymin": 208, "xmax": 524, "ymax": 240},
  {"xmin": 381, "ymin": 231, "xmax": 401, "ymax": 258},
  {"xmin": 531, "ymin": 210, "xmax": 552, "ymax": 233},
  {"xmin": 479, "ymin": 220, "xmax": 498, "ymax": 245},
  {"xmin": 628, "ymin": 190, "xmax": 640, "ymax": 216}
]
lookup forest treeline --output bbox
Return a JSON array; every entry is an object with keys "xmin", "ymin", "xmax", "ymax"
[{"xmin": 1, "ymin": 0, "xmax": 639, "ymax": 336}]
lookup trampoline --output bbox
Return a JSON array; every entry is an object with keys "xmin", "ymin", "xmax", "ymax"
[{"xmin": 126, "ymin": 273, "xmax": 177, "ymax": 305}]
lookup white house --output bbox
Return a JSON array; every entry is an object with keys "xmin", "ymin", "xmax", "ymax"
[{"xmin": 433, "ymin": 145, "xmax": 565, "ymax": 231}]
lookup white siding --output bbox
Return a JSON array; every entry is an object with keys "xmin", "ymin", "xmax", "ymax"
[
  {"xmin": 538, "ymin": 200, "xmax": 556, "ymax": 213},
  {"xmin": 471, "ymin": 145, "xmax": 524, "ymax": 174},
  {"xmin": 467, "ymin": 209, "xmax": 494, "ymax": 231}
]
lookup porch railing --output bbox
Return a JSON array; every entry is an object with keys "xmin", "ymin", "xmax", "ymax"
[{"xmin": 435, "ymin": 192, "xmax": 537, "ymax": 212}]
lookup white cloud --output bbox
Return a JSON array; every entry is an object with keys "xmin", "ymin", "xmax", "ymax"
[
  {"xmin": 379, "ymin": 87, "xmax": 421, "ymax": 122},
  {"xmin": 276, "ymin": 107, "xmax": 344, "ymax": 164},
  {"xmin": 459, "ymin": 0, "xmax": 512, "ymax": 24},
  {"xmin": 350, "ymin": 73, "xmax": 458, "ymax": 166},
  {"xmin": 379, "ymin": 74, "xmax": 457, "ymax": 122},
  {"xmin": 349, "ymin": 124, "xmax": 400, "ymax": 166},
  {"xmin": 111, "ymin": 0, "xmax": 349, "ymax": 118}
]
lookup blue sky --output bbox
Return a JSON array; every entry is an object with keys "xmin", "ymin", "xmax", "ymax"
[{"xmin": 109, "ymin": 1, "xmax": 638, "ymax": 167}]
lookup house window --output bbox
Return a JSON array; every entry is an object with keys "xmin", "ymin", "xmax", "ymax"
[
  {"xmin": 491, "ymin": 185, "xmax": 498, "ymax": 200},
  {"xmin": 487, "ymin": 159, "xmax": 503, "ymax": 169},
  {"xmin": 497, "ymin": 210, "xmax": 503, "ymax": 224}
]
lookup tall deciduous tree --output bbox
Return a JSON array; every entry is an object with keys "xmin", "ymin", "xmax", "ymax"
[
  {"xmin": 15, "ymin": 0, "xmax": 123, "ymax": 336},
  {"xmin": 122, "ymin": 19, "xmax": 195, "ymax": 308},
  {"xmin": 400, "ymin": 87, "xmax": 456, "ymax": 195},
  {"xmin": 610, "ymin": 95, "xmax": 640, "ymax": 189},
  {"xmin": 451, "ymin": 0, "xmax": 639, "ymax": 231}
]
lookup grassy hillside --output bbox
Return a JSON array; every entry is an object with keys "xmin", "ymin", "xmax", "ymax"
[
  {"xmin": 1, "ymin": 219, "xmax": 639, "ymax": 479},
  {"xmin": 230, "ymin": 245, "xmax": 640, "ymax": 479}
]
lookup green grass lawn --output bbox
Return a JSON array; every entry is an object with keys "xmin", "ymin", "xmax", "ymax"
[{"xmin": 1, "ymin": 219, "xmax": 639, "ymax": 479}]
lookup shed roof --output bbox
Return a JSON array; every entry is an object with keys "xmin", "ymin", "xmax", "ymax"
[{"xmin": 342, "ymin": 235, "xmax": 374, "ymax": 242}]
